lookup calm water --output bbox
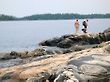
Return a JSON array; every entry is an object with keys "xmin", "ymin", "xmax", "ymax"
[{"xmin": 0, "ymin": 19, "xmax": 110, "ymax": 52}]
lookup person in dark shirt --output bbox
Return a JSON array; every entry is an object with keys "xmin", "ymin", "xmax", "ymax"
[{"xmin": 82, "ymin": 19, "xmax": 88, "ymax": 33}]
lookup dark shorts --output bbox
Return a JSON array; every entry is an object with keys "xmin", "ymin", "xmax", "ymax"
[{"xmin": 82, "ymin": 28, "xmax": 87, "ymax": 33}]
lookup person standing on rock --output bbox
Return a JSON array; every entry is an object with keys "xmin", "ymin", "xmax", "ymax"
[
  {"xmin": 82, "ymin": 19, "xmax": 88, "ymax": 33},
  {"xmin": 74, "ymin": 19, "xmax": 80, "ymax": 34}
]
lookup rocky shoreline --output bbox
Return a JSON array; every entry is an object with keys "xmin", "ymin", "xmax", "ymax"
[{"xmin": 0, "ymin": 28, "xmax": 110, "ymax": 82}]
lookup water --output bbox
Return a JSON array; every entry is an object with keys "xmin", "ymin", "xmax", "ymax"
[{"xmin": 0, "ymin": 19, "xmax": 110, "ymax": 52}]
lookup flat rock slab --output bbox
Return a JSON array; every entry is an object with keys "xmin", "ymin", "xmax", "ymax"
[{"xmin": 79, "ymin": 64, "xmax": 107, "ymax": 76}]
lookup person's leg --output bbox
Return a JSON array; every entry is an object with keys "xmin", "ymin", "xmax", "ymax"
[
  {"xmin": 76, "ymin": 27, "xmax": 79, "ymax": 33},
  {"xmin": 84, "ymin": 25, "xmax": 87, "ymax": 33},
  {"xmin": 75, "ymin": 27, "xmax": 78, "ymax": 34},
  {"xmin": 84, "ymin": 28, "xmax": 87, "ymax": 33},
  {"xmin": 85, "ymin": 26, "xmax": 87, "ymax": 33}
]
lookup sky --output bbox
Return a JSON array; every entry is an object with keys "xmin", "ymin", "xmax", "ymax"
[{"xmin": 0, "ymin": 0, "xmax": 110, "ymax": 17}]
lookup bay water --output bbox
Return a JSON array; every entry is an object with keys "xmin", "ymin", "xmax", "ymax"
[{"xmin": 0, "ymin": 19, "xmax": 110, "ymax": 52}]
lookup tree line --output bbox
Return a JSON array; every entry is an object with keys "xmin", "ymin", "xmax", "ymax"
[
  {"xmin": 0, "ymin": 13, "xmax": 110, "ymax": 21},
  {"xmin": 0, "ymin": 14, "xmax": 17, "ymax": 21}
]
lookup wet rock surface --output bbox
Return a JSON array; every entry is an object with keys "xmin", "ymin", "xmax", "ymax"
[{"xmin": 0, "ymin": 58, "xmax": 22, "ymax": 68}]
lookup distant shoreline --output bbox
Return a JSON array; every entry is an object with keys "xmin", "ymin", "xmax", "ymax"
[
  {"xmin": 0, "ymin": 18, "xmax": 110, "ymax": 22},
  {"xmin": 0, "ymin": 13, "xmax": 110, "ymax": 21}
]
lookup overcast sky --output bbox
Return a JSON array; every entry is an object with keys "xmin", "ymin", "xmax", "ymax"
[{"xmin": 0, "ymin": 0, "xmax": 110, "ymax": 17}]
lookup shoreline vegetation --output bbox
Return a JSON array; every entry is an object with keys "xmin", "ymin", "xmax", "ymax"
[
  {"xmin": 1, "ymin": 28, "xmax": 110, "ymax": 82},
  {"xmin": 0, "ymin": 13, "xmax": 110, "ymax": 21}
]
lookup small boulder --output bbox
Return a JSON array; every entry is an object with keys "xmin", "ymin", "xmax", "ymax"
[
  {"xmin": 0, "ymin": 53, "xmax": 16, "ymax": 60},
  {"xmin": 10, "ymin": 51, "xmax": 28, "ymax": 58},
  {"xmin": 57, "ymin": 38, "xmax": 74, "ymax": 48},
  {"xmin": 39, "ymin": 37, "xmax": 62, "ymax": 46},
  {"xmin": 28, "ymin": 48, "xmax": 47, "ymax": 57}
]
